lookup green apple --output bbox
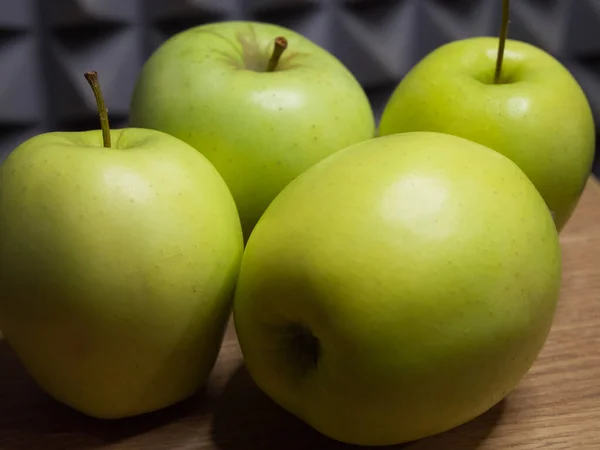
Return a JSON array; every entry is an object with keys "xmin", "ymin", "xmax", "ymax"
[
  {"xmin": 129, "ymin": 20, "xmax": 375, "ymax": 240},
  {"xmin": 233, "ymin": 131, "xmax": 561, "ymax": 446},
  {"xmin": 379, "ymin": 1, "xmax": 595, "ymax": 232},
  {"xmin": 0, "ymin": 72, "xmax": 244, "ymax": 419}
]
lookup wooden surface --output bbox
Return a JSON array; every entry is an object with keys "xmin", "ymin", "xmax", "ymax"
[{"xmin": 1, "ymin": 180, "xmax": 600, "ymax": 450}]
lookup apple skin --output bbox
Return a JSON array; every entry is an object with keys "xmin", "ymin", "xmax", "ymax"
[
  {"xmin": 0, "ymin": 128, "xmax": 244, "ymax": 419},
  {"xmin": 379, "ymin": 37, "xmax": 595, "ymax": 232},
  {"xmin": 129, "ymin": 20, "xmax": 375, "ymax": 241},
  {"xmin": 233, "ymin": 132, "xmax": 561, "ymax": 446}
]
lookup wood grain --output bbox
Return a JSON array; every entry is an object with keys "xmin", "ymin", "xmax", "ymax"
[{"xmin": 1, "ymin": 178, "xmax": 599, "ymax": 449}]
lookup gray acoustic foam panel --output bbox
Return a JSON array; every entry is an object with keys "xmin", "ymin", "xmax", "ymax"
[{"xmin": 2, "ymin": 0, "xmax": 600, "ymax": 175}]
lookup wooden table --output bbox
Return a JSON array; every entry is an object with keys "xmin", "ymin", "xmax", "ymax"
[{"xmin": 1, "ymin": 179, "xmax": 599, "ymax": 450}]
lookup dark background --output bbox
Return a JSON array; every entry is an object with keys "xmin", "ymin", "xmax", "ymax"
[{"xmin": 1, "ymin": 0, "xmax": 600, "ymax": 175}]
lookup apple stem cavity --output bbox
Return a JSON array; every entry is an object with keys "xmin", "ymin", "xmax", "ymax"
[
  {"xmin": 84, "ymin": 71, "xmax": 112, "ymax": 148},
  {"xmin": 494, "ymin": 0, "xmax": 511, "ymax": 84},
  {"xmin": 266, "ymin": 36, "xmax": 288, "ymax": 72}
]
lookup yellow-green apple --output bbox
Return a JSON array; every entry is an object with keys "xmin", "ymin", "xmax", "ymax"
[
  {"xmin": 129, "ymin": 20, "xmax": 375, "ymax": 240},
  {"xmin": 233, "ymin": 131, "xmax": 561, "ymax": 446},
  {"xmin": 379, "ymin": 0, "xmax": 595, "ymax": 232},
  {"xmin": 0, "ymin": 72, "xmax": 244, "ymax": 419}
]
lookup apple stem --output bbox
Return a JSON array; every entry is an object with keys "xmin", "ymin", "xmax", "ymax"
[
  {"xmin": 266, "ymin": 36, "xmax": 288, "ymax": 72},
  {"xmin": 494, "ymin": 0, "xmax": 510, "ymax": 84},
  {"xmin": 84, "ymin": 71, "xmax": 111, "ymax": 148}
]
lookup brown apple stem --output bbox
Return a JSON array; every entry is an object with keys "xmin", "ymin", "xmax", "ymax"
[
  {"xmin": 84, "ymin": 71, "xmax": 111, "ymax": 148},
  {"xmin": 266, "ymin": 36, "xmax": 288, "ymax": 72},
  {"xmin": 494, "ymin": 0, "xmax": 511, "ymax": 84}
]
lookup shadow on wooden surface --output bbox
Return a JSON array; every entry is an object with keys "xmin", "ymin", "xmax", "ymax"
[
  {"xmin": 211, "ymin": 364, "xmax": 506, "ymax": 450},
  {"xmin": 0, "ymin": 334, "xmax": 507, "ymax": 450},
  {"xmin": 0, "ymin": 338, "xmax": 207, "ymax": 449}
]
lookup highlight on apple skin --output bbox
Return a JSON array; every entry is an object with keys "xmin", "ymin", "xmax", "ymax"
[
  {"xmin": 233, "ymin": 131, "xmax": 562, "ymax": 446},
  {"xmin": 379, "ymin": 37, "xmax": 595, "ymax": 232},
  {"xmin": 129, "ymin": 20, "xmax": 376, "ymax": 241}
]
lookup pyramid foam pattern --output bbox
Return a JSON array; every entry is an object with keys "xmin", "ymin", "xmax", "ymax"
[{"xmin": 2, "ymin": 0, "xmax": 600, "ymax": 174}]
